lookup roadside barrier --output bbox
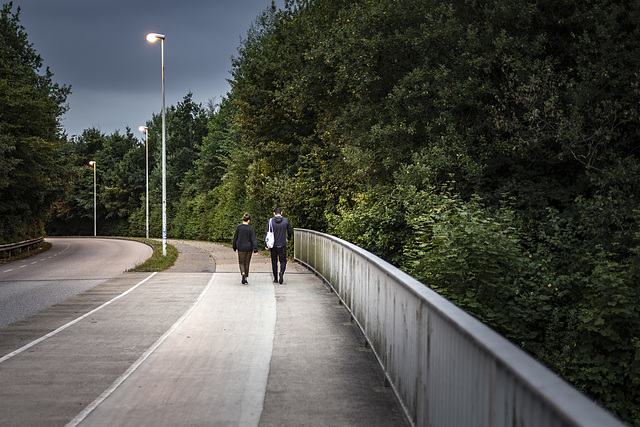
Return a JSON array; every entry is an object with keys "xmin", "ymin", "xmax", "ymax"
[
  {"xmin": 0, "ymin": 237, "xmax": 44, "ymax": 260},
  {"xmin": 294, "ymin": 229, "xmax": 624, "ymax": 427}
]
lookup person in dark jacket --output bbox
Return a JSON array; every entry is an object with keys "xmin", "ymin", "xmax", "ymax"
[
  {"xmin": 232, "ymin": 212, "xmax": 259, "ymax": 285},
  {"xmin": 265, "ymin": 207, "xmax": 293, "ymax": 284}
]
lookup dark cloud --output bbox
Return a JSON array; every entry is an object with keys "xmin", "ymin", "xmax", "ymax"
[{"xmin": 15, "ymin": 0, "xmax": 280, "ymax": 137}]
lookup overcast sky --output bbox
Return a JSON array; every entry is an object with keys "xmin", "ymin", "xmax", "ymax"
[{"xmin": 16, "ymin": 0, "xmax": 283, "ymax": 138}]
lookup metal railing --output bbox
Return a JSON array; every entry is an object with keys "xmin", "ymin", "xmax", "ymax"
[
  {"xmin": 0, "ymin": 237, "xmax": 45, "ymax": 259},
  {"xmin": 294, "ymin": 229, "xmax": 625, "ymax": 427}
]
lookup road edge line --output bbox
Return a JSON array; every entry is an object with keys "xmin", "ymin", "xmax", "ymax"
[
  {"xmin": 66, "ymin": 272, "xmax": 217, "ymax": 427},
  {"xmin": 0, "ymin": 272, "xmax": 158, "ymax": 364}
]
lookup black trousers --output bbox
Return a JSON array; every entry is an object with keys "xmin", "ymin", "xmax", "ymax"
[{"xmin": 270, "ymin": 246, "xmax": 287, "ymax": 280}]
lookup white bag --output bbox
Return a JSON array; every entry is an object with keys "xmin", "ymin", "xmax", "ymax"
[{"xmin": 265, "ymin": 218, "xmax": 275, "ymax": 248}]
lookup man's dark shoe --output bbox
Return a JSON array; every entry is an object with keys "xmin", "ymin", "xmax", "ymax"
[
  {"xmin": 241, "ymin": 274, "xmax": 246, "ymax": 284},
  {"xmin": 279, "ymin": 272, "xmax": 284, "ymax": 284}
]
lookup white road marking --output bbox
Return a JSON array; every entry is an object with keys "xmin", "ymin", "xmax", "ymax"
[
  {"xmin": 0, "ymin": 272, "xmax": 158, "ymax": 365},
  {"xmin": 66, "ymin": 273, "xmax": 216, "ymax": 427},
  {"xmin": 2, "ymin": 242, "xmax": 68, "ymax": 273}
]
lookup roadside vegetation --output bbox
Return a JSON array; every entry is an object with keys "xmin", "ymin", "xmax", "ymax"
[
  {"xmin": 127, "ymin": 239, "xmax": 178, "ymax": 272},
  {"xmin": 0, "ymin": 242, "xmax": 52, "ymax": 264},
  {"xmin": 2, "ymin": 1, "xmax": 639, "ymax": 423}
]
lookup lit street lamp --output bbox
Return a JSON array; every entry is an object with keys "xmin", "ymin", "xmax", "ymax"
[
  {"xmin": 146, "ymin": 32, "xmax": 167, "ymax": 257},
  {"xmin": 138, "ymin": 126, "xmax": 149, "ymax": 239},
  {"xmin": 88, "ymin": 160, "xmax": 96, "ymax": 236}
]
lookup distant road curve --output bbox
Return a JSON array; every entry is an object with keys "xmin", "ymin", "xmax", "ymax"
[{"xmin": 0, "ymin": 238, "xmax": 153, "ymax": 327}]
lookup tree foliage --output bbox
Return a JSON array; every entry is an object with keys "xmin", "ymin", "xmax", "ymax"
[
  {"xmin": 0, "ymin": 2, "xmax": 72, "ymax": 243},
  {"xmin": 50, "ymin": 93, "xmax": 213, "ymax": 238},
  {"xmin": 227, "ymin": 1, "xmax": 640, "ymax": 422}
]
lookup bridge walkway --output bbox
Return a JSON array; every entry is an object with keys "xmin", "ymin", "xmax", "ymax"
[{"xmin": 0, "ymin": 240, "xmax": 409, "ymax": 426}]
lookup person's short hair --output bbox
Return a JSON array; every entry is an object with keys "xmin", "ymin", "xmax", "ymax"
[
  {"xmin": 273, "ymin": 207, "xmax": 282, "ymax": 215},
  {"xmin": 242, "ymin": 212, "xmax": 251, "ymax": 222}
]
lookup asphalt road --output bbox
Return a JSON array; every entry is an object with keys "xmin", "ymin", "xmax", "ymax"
[{"xmin": 0, "ymin": 238, "xmax": 152, "ymax": 327}]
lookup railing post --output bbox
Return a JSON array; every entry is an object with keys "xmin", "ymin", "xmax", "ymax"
[{"xmin": 0, "ymin": 237, "xmax": 44, "ymax": 260}]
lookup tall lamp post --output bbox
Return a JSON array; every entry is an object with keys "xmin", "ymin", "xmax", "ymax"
[
  {"xmin": 146, "ymin": 32, "xmax": 167, "ymax": 257},
  {"xmin": 88, "ymin": 161, "xmax": 97, "ymax": 236},
  {"xmin": 138, "ymin": 126, "xmax": 149, "ymax": 239}
]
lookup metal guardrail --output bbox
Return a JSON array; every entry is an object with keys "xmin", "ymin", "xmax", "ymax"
[
  {"xmin": 294, "ymin": 229, "xmax": 625, "ymax": 427},
  {"xmin": 0, "ymin": 237, "xmax": 45, "ymax": 259}
]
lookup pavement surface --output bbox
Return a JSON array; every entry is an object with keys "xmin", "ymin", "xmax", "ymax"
[{"xmin": 0, "ymin": 240, "xmax": 409, "ymax": 426}]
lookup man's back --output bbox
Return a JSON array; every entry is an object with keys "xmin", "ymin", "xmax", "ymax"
[{"xmin": 270, "ymin": 215, "xmax": 293, "ymax": 247}]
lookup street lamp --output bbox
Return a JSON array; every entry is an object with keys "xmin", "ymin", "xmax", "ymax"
[
  {"xmin": 88, "ymin": 161, "xmax": 96, "ymax": 236},
  {"xmin": 138, "ymin": 126, "xmax": 150, "ymax": 239},
  {"xmin": 146, "ymin": 32, "xmax": 167, "ymax": 257}
]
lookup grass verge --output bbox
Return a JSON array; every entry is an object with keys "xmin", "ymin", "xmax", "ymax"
[{"xmin": 127, "ymin": 238, "xmax": 178, "ymax": 272}]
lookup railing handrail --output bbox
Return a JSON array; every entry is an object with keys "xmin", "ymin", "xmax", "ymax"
[
  {"xmin": 0, "ymin": 237, "xmax": 44, "ymax": 253},
  {"xmin": 294, "ymin": 228, "xmax": 625, "ymax": 427}
]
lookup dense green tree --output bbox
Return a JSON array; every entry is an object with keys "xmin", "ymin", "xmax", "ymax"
[
  {"xmin": 165, "ymin": 93, "xmax": 210, "ymax": 201},
  {"xmin": 186, "ymin": 97, "xmax": 239, "ymax": 194},
  {"xmin": 48, "ymin": 127, "xmax": 146, "ymax": 236},
  {"xmin": 228, "ymin": 0, "xmax": 640, "ymax": 422},
  {"xmin": 172, "ymin": 97, "xmax": 238, "ymax": 240},
  {"xmin": 47, "ymin": 128, "xmax": 103, "ymax": 236},
  {"xmin": 99, "ymin": 129, "xmax": 145, "ymax": 234},
  {"xmin": 0, "ymin": 2, "xmax": 72, "ymax": 242},
  {"xmin": 230, "ymin": 0, "xmax": 357, "ymax": 229},
  {"xmin": 128, "ymin": 92, "xmax": 211, "ymax": 239}
]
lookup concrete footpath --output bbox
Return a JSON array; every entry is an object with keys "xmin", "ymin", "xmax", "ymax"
[{"xmin": 0, "ymin": 240, "xmax": 409, "ymax": 426}]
